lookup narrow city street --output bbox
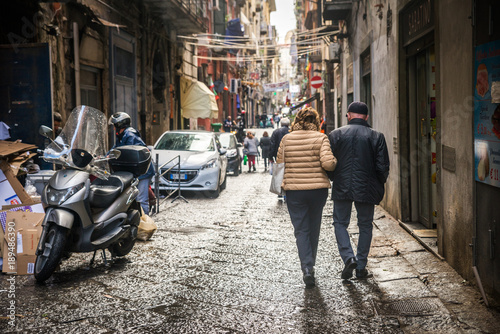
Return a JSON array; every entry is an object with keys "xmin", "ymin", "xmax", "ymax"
[{"xmin": 1, "ymin": 128, "xmax": 499, "ymax": 333}]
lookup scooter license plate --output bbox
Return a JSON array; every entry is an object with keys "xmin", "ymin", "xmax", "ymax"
[{"xmin": 170, "ymin": 173, "xmax": 187, "ymax": 180}]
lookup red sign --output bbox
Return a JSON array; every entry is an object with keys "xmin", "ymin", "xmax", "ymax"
[{"xmin": 311, "ymin": 76, "xmax": 323, "ymax": 89}]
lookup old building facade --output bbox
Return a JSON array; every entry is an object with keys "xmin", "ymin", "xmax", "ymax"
[{"xmin": 322, "ymin": 0, "xmax": 500, "ymax": 298}]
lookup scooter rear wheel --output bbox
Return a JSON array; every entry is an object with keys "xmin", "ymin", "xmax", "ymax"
[
  {"xmin": 34, "ymin": 224, "xmax": 67, "ymax": 283},
  {"xmin": 110, "ymin": 236, "xmax": 136, "ymax": 257}
]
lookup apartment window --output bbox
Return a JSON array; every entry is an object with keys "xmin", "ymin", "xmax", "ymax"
[{"xmin": 80, "ymin": 66, "xmax": 101, "ymax": 110}]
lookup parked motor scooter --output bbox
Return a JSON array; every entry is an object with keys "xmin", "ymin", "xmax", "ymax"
[{"xmin": 34, "ymin": 105, "xmax": 151, "ymax": 283}]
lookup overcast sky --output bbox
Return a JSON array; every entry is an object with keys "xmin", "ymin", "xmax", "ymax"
[{"xmin": 270, "ymin": 0, "xmax": 296, "ymax": 43}]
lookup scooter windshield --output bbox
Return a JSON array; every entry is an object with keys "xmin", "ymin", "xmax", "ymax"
[{"xmin": 43, "ymin": 105, "xmax": 111, "ymax": 178}]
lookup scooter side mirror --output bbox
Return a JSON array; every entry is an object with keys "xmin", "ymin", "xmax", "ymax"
[
  {"xmin": 71, "ymin": 149, "xmax": 93, "ymax": 168},
  {"xmin": 39, "ymin": 125, "xmax": 53, "ymax": 138},
  {"xmin": 219, "ymin": 148, "xmax": 227, "ymax": 155}
]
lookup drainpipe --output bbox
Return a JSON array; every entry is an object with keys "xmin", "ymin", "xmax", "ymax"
[
  {"xmin": 73, "ymin": 22, "xmax": 81, "ymax": 106},
  {"xmin": 140, "ymin": 6, "xmax": 147, "ymax": 139}
]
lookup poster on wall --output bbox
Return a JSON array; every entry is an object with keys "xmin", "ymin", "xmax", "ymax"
[{"xmin": 474, "ymin": 40, "xmax": 500, "ymax": 187}]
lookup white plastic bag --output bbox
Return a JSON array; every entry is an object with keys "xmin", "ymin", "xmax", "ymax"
[{"xmin": 269, "ymin": 162, "xmax": 285, "ymax": 195}]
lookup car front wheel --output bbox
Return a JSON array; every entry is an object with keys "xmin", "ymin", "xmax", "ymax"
[
  {"xmin": 220, "ymin": 173, "xmax": 227, "ymax": 190},
  {"xmin": 204, "ymin": 178, "xmax": 220, "ymax": 198}
]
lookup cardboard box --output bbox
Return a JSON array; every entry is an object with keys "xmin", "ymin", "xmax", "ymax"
[
  {"xmin": 1, "ymin": 202, "xmax": 44, "ymax": 212},
  {"xmin": 2, "ymin": 211, "xmax": 44, "ymax": 275},
  {"xmin": 0, "ymin": 203, "xmax": 44, "ymax": 256},
  {"xmin": 0, "ymin": 203, "xmax": 45, "ymax": 234},
  {"xmin": 0, "ymin": 160, "xmax": 35, "ymax": 206},
  {"xmin": 0, "ymin": 141, "xmax": 37, "ymax": 159},
  {"xmin": 8, "ymin": 152, "xmax": 37, "ymax": 176},
  {"xmin": 0, "ymin": 169, "xmax": 22, "ymax": 205}
]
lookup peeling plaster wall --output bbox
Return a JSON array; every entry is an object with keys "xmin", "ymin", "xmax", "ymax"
[
  {"xmin": 437, "ymin": 0, "xmax": 474, "ymax": 281},
  {"xmin": 345, "ymin": 0, "xmax": 401, "ymax": 219}
]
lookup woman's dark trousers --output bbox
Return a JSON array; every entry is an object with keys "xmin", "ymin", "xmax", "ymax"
[{"xmin": 286, "ymin": 188, "xmax": 328, "ymax": 272}]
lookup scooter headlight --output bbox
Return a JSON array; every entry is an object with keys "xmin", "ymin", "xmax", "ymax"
[{"xmin": 46, "ymin": 183, "xmax": 85, "ymax": 205}]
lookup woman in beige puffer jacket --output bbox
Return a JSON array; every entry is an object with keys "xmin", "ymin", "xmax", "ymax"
[{"xmin": 276, "ymin": 107, "xmax": 336, "ymax": 288}]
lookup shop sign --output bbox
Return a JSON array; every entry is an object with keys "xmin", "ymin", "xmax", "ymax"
[
  {"xmin": 474, "ymin": 40, "xmax": 500, "ymax": 188},
  {"xmin": 263, "ymin": 81, "xmax": 289, "ymax": 92},
  {"xmin": 290, "ymin": 84, "xmax": 300, "ymax": 93},
  {"xmin": 402, "ymin": 0, "xmax": 434, "ymax": 47}
]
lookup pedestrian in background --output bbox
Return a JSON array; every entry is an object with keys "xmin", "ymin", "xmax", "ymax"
[
  {"xmin": 223, "ymin": 115, "xmax": 235, "ymax": 133},
  {"xmin": 270, "ymin": 117, "xmax": 290, "ymax": 199},
  {"xmin": 259, "ymin": 131, "xmax": 271, "ymax": 172},
  {"xmin": 270, "ymin": 117, "xmax": 290, "ymax": 162},
  {"xmin": 328, "ymin": 101, "xmax": 390, "ymax": 280},
  {"xmin": 236, "ymin": 115, "xmax": 245, "ymax": 143},
  {"xmin": 276, "ymin": 107, "xmax": 337, "ymax": 288},
  {"xmin": 244, "ymin": 131, "xmax": 259, "ymax": 172},
  {"xmin": 274, "ymin": 114, "xmax": 281, "ymax": 128},
  {"xmin": 109, "ymin": 112, "xmax": 155, "ymax": 215}
]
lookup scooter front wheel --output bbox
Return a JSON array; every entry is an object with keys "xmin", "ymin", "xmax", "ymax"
[{"xmin": 34, "ymin": 224, "xmax": 68, "ymax": 283}]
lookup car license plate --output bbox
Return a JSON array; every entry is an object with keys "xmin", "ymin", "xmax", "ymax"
[{"xmin": 170, "ymin": 173, "xmax": 187, "ymax": 180}]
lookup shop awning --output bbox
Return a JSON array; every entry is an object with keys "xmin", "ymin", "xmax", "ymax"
[{"xmin": 180, "ymin": 77, "xmax": 218, "ymax": 119}]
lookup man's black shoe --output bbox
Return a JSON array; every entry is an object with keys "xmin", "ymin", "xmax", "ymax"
[
  {"xmin": 341, "ymin": 257, "xmax": 357, "ymax": 279},
  {"xmin": 355, "ymin": 269, "xmax": 373, "ymax": 279},
  {"xmin": 303, "ymin": 268, "xmax": 315, "ymax": 288}
]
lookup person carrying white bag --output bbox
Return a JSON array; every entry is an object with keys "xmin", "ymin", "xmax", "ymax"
[{"xmin": 273, "ymin": 107, "xmax": 336, "ymax": 288}]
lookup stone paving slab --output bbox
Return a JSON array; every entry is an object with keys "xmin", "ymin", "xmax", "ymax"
[{"xmin": 369, "ymin": 257, "xmax": 420, "ymax": 282}]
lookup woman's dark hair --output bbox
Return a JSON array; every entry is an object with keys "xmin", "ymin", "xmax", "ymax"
[{"xmin": 263, "ymin": 131, "xmax": 269, "ymax": 137}]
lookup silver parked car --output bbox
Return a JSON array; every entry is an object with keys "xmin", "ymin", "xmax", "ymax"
[{"xmin": 152, "ymin": 130, "xmax": 228, "ymax": 198}]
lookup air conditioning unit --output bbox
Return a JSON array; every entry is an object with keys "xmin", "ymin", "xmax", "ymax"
[
  {"xmin": 329, "ymin": 42, "xmax": 340, "ymax": 63},
  {"xmin": 211, "ymin": 0, "xmax": 220, "ymax": 11}
]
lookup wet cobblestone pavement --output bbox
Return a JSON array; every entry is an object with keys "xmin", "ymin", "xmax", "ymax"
[{"xmin": 1, "ymin": 152, "xmax": 500, "ymax": 333}]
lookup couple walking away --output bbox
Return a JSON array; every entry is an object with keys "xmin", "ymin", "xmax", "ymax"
[{"xmin": 276, "ymin": 102, "xmax": 390, "ymax": 288}]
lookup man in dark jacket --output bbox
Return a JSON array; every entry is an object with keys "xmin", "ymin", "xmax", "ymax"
[
  {"xmin": 110, "ymin": 112, "xmax": 155, "ymax": 215},
  {"xmin": 328, "ymin": 102, "xmax": 390, "ymax": 280},
  {"xmin": 269, "ymin": 117, "xmax": 290, "ymax": 161}
]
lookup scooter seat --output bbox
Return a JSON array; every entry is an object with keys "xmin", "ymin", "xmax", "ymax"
[
  {"xmin": 89, "ymin": 172, "xmax": 134, "ymax": 208},
  {"xmin": 108, "ymin": 171, "xmax": 134, "ymax": 191}
]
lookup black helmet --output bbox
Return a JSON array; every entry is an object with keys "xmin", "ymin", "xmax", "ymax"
[{"xmin": 109, "ymin": 112, "xmax": 131, "ymax": 129}]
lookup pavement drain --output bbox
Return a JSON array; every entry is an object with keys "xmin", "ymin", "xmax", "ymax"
[{"xmin": 375, "ymin": 298, "xmax": 443, "ymax": 316}]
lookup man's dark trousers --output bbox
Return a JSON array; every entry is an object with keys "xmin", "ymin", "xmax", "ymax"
[
  {"xmin": 333, "ymin": 200, "xmax": 375, "ymax": 270},
  {"xmin": 286, "ymin": 188, "xmax": 328, "ymax": 272}
]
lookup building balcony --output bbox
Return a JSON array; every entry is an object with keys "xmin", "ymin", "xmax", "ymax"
[
  {"xmin": 323, "ymin": 0, "xmax": 352, "ymax": 21},
  {"xmin": 144, "ymin": 0, "xmax": 207, "ymax": 34}
]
